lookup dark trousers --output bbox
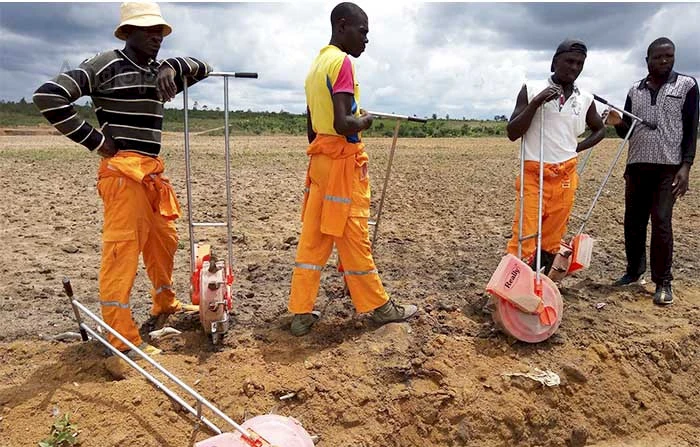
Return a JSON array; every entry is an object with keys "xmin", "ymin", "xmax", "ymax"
[{"xmin": 624, "ymin": 163, "xmax": 678, "ymax": 284}]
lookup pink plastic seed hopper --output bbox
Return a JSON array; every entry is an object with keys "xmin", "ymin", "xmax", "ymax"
[
  {"xmin": 196, "ymin": 415, "xmax": 315, "ymax": 447},
  {"xmin": 486, "ymin": 103, "xmax": 563, "ymax": 342}
]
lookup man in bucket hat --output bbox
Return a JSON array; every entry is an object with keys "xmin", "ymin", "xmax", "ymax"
[
  {"xmin": 33, "ymin": 2, "xmax": 211, "ymax": 358},
  {"xmin": 504, "ymin": 39, "xmax": 606, "ymax": 274}
]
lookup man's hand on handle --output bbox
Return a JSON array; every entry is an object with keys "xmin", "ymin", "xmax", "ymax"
[
  {"xmin": 156, "ymin": 65, "xmax": 178, "ymax": 102},
  {"xmin": 359, "ymin": 109, "xmax": 374, "ymax": 131},
  {"xmin": 603, "ymin": 110, "xmax": 623, "ymax": 126},
  {"xmin": 533, "ymin": 85, "xmax": 563, "ymax": 106}
]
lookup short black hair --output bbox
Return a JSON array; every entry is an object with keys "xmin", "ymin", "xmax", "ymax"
[
  {"xmin": 647, "ymin": 37, "xmax": 675, "ymax": 56},
  {"xmin": 330, "ymin": 2, "xmax": 366, "ymax": 26}
]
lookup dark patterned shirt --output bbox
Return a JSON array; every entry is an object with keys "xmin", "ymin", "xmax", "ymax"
[
  {"xmin": 616, "ymin": 71, "xmax": 698, "ymax": 166},
  {"xmin": 33, "ymin": 50, "xmax": 211, "ymax": 156}
]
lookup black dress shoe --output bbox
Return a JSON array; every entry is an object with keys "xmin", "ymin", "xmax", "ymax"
[
  {"xmin": 653, "ymin": 281, "xmax": 673, "ymax": 305},
  {"xmin": 612, "ymin": 273, "xmax": 641, "ymax": 286}
]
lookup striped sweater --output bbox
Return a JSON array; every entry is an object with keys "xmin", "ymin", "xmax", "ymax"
[{"xmin": 33, "ymin": 49, "xmax": 211, "ymax": 156}]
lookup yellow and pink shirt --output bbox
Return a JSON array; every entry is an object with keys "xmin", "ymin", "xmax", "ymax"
[{"xmin": 305, "ymin": 45, "xmax": 361, "ymax": 143}]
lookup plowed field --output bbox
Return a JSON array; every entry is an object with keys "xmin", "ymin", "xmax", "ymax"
[{"xmin": 1, "ymin": 134, "xmax": 698, "ymax": 446}]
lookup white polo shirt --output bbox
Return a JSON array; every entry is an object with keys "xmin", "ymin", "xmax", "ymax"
[{"xmin": 522, "ymin": 78, "xmax": 593, "ymax": 163}]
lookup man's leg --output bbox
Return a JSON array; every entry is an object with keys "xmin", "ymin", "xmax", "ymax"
[
  {"xmin": 334, "ymin": 217, "xmax": 389, "ymax": 313},
  {"xmin": 507, "ymin": 169, "xmax": 539, "ymax": 260},
  {"xmin": 537, "ymin": 168, "xmax": 578, "ymax": 273},
  {"xmin": 98, "ymin": 176, "xmax": 148, "ymax": 352},
  {"xmin": 143, "ymin": 213, "xmax": 181, "ymax": 316},
  {"xmin": 623, "ymin": 164, "xmax": 654, "ymax": 279},
  {"xmin": 335, "ymin": 217, "xmax": 417, "ymax": 322},
  {"xmin": 288, "ymin": 183, "xmax": 334, "ymax": 315},
  {"xmin": 650, "ymin": 165, "xmax": 676, "ymax": 285}
]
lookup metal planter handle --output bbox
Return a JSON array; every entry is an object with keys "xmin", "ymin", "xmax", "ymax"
[
  {"xmin": 366, "ymin": 111, "xmax": 428, "ymax": 123},
  {"xmin": 365, "ymin": 110, "xmax": 427, "ymax": 248},
  {"xmin": 209, "ymin": 71, "xmax": 259, "ymax": 79},
  {"xmin": 182, "ymin": 71, "xmax": 258, "ymax": 282},
  {"xmin": 593, "ymin": 94, "xmax": 657, "ymax": 130}
]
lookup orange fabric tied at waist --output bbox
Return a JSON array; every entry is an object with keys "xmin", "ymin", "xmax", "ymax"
[
  {"xmin": 98, "ymin": 151, "xmax": 182, "ymax": 221},
  {"xmin": 523, "ymin": 157, "xmax": 578, "ymax": 178},
  {"xmin": 303, "ymin": 134, "xmax": 368, "ymax": 237}
]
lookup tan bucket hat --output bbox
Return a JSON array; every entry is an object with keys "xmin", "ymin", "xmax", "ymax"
[{"xmin": 114, "ymin": 2, "xmax": 173, "ymax": 41}]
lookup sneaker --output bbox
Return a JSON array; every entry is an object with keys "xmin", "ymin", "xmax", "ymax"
[
  {"xmin": 290, "ymin": 311, "xmax": 321, "ymax": 337},
  {"xmin": 613, "ymin": 273, "xmax": 641, "ymax": 286},
  {"xmin": 371, "ymin": 300, "xmax": 418, "ymax": 324},
  {"xmin": 653, "ymin": 282, "xmax": 673, "ymax": 306}
]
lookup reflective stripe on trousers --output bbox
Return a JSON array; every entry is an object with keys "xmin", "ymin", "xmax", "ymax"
[
  {"xmin": 98, "ymin": 173, "xmax": 181, "ymax": 352},
  {"xmin": 289, "ymin": 213, "xmax": 388, "ymax": 314}
]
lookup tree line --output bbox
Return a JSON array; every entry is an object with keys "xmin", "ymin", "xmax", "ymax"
[{"xmin": 1, "ymin": 99, "xmax": 639, "ymax": 138}]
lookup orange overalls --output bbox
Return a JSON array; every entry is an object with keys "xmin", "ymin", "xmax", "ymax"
[
  {"xmin": 288, "ymin": 135, "xmax": 390, "ymax": 314},
  {"xmin": 507, "ymin": 157, "xmax": 579, "ymax": 260},
  {"xmin": 97, "ymin": 151, "xmax": 184, "ymax": 351}
]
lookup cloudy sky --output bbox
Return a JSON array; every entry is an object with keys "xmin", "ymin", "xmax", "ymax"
[{"xmin": 1, "ymin": 2, "xmax": 699, "ymax": 119}]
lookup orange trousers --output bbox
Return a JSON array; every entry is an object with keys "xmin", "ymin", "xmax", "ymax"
[
  {"xmin": 97, "ymin": 152, "xmax": 183, "ymax": 351},
  {"xmin": 507, "ymin": 158, "xmax": 579, "ymax": 260},
  {"xmin": 288, "ymin": 146, "xmax": 389, "ymax": 314}
]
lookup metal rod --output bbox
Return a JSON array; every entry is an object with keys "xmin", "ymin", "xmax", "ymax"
[
  {"xmin": 77, "ymin": 320, "xmax": 222, "ymax": 435},
  {"xmin": 366, "ymin": 111, "xmax": 428, "ymax": 123},
  {"xmin": 575, "ymin": 119, "xmax": 638, "ymax": 235},
  {"xmin": 536, "ymin": 106, "xmax": 545, "ymax": 283},
  {"xmin": 593, "ymin": 94, "xmax": 655, "ymax": 128},
  {"xmin": 191, "ymin": 400, "xmax": 203, "ymax": 447},
  {"xmin": 192, "ymin": 222, "xmax": 229, "ymax": 227},
  {"xmin": 70, "ymin": 298, "xmax": 252, "ymax": 437},
  {"xmin": 183, "ymin": 71, "xmax": 256, "ymax": 293},
  {"xmin": 371, "ymin": 119, "xmax": 401, "ymax": 248},
  {"xmin": 518, "ymin": 233, "xmax": 538, "ymax": 242},
  {"xmin": 62, "ymin": 278, "xmax": 88, "ymax": 341},
  {"xmin": 183, "ymin": 78, "xmax": 196, "ymax": 279},
  {"xmin": 224, "ymin": 77, "xmax": 235, "ymax": 273},
  {"xmin": 577, "ymin": 145, "xmax": 594, "ymax": 176},
  {"xmin": 517, "ymin": 137, "xmax": 525, "ymax": 260}
]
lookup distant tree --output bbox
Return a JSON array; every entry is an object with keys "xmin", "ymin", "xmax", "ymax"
[
  {"xmin": 193, "ymin": 100, "xmax": 199, "ymax": 111},
  {"xmin": 202, "ymin": 104, "xmax": 208, "ymax": 111},
  {"xmin": 431, "ymin": 113, "xmax": 437, "ymax": 120},
  {"xmin": 19, "ymin": 97, "xmax": 27, "ymax": 104},
  {"xmin": 445, "ymin": 114, "xmax": 450, "ymax": 120}
]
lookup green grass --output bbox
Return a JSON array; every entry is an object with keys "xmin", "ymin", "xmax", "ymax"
[{"xmin": 38, "ymin": 413, "xmax": 80, "ymax": 447}]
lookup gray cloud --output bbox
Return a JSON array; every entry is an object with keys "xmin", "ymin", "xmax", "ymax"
[
  {"xmin": 1, "ymin": 2, "xmax": 698, "ymax": 119},
  {"xmin": 418, "ymin": 3, "xmax": 665, "ymax": 51}
]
